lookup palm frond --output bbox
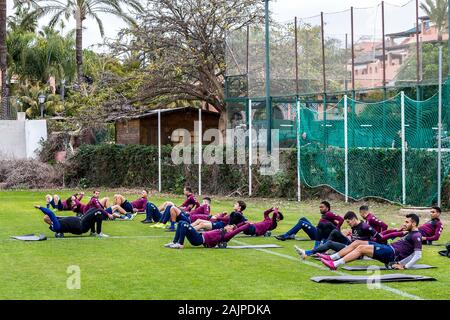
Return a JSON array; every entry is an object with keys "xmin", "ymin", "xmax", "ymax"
[{"xmin": 90, "ymin": 12, "xmax": 105, "ymax": 37}]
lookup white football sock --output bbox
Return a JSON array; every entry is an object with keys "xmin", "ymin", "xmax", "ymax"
[
  {"xmin": 330, "ymin": 253, "xmax": 341, "ymax": 260},
  {"xmin": 334, "ymin": 258, "xmax": 346, "ymax": 267}
]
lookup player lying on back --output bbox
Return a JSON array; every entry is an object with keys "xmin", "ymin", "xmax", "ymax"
[{"xmin": 242, "ymin": 207, "xmax": 283, "ymax": 237}]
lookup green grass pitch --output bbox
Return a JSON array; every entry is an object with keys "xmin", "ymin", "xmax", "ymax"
[{"xmin": 0, "ymin": 190, "xmax": 448, "ymax": 300}]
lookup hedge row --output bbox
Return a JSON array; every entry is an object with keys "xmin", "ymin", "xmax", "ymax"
[
  {"xmin": 64, "ymin": 144, "xmax": 449, "ymax": 207},
  {"xmin": 64, "ymin": 144, "xmax": 300, "ymax": 198}
]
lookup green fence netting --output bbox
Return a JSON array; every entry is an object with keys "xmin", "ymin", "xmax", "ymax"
[{"xmin": 296, "ymin": 90, "xmax": 449, "ymax": 206}]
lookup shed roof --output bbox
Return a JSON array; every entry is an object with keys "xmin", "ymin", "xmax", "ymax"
[{"xmin": 113, "ymin": 106, "xmax": 219, "ymax": 121}]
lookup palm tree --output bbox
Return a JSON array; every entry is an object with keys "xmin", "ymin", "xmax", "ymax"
[
  {"xmin": 0, "ymin": 0, "xmax": 7, "ymax": 119},
  {"xmin": 420, "ymin": 0, "xmax": 448, "ymax": 41},
  {"xmin": 7, "ymin": 27, "xmax": 76, "ymax": 86},
  {"xmin": 14, "ymin": 82, "xmax": 63, "ymax": 118},
  {"xmin": 8, "ymin": 4, "xmax": 39, "ymax": 32},
  {"xmin": 6, "ymin": 29, "xmax": 35, "ymax": 82},
  {"xmin": 38, "ymin": 27, "xmax": 77, "ymax": 84},
  {"xmin": 28, "ymin": 0, "xmax": 143, "ymax": 86},
  {"xmin": 1, "ymin": 1, "xmax": 42, "ymax": 119}
]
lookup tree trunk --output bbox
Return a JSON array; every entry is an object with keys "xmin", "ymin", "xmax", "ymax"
[
  {"xmin": 216, "ymin": 102, "xmax": 228, "ymax": 143},
  {"xmin": 218, "ymin": 109, "xmax": 227, "ymax": 133},
  {"xmin": 0, "ymin": 0, "xmax": 8, "ymax": 119},
  {"xmin": 75, "ymin": 9, "xmax": 83, "ymax": 86}
]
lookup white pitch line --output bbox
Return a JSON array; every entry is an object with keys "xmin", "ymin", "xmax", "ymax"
[
  {"xmin": 5, "ymin": 235, "xmax": 172, "ymax": 242},
  {"xmin": 231, "ymin": 240, "xmax": 425, "ymax": 301}
]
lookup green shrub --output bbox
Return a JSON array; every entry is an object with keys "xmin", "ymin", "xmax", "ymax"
[{"xmin": 63, "ymin": 144, "xmax": 449, "ymax": 207}]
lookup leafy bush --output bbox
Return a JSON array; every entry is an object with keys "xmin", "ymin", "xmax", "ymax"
[
  {"xmin": 64, "ymin": 144, "xmax": 297, "ymax": 197},
  {"xmin": 63, "ymin": 144, "xmax": 449, "ymax": 207}
]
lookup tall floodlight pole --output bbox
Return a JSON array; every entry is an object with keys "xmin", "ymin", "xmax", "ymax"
[{"xmin": 264, "ymin": 0, "xmax": 272, "ymax": 152}]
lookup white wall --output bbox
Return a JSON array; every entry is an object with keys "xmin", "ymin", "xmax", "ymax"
[
  {"xmin": 25, "ymin": 120, "xmax": 47, "ymax": 159},
  {"xmin": 0, "ymin": 118, "xmax": 47, "ymax": 160}
]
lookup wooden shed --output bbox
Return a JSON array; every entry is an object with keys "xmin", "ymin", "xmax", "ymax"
[{"xmin": 114, "ymin": 107, "xmax": 220, "ymax": 145}]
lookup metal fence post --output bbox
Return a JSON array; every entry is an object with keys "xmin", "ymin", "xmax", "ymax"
[
  {"xmin": 198, "ymin": 108, "xmax": 202, "ymax": 196},
  {"xmin": 438, "ymin": 46, "xmax": 443, "ymax": 207},
  {"xmin": 248, "ymin": 99, "xmax": 253, "ymax": 196},
  {"xmin": 344, "ymin": 95, "xmax": 349, "ymax": 202},
  {"xmin": 158, "ymin": 109, "xmax": 162, "ymax": 193},
  {"xmin": 401, "ymin": 91, "xmax": 406, "ymax": 205},
  {"xmin": 296, "ymin": 97, "xmax": 301, "ymax": 202}
]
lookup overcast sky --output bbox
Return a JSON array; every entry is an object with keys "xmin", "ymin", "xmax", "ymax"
[{"xmin": 7, "ymin": 0, "xmax": 417, "ymax": 50}]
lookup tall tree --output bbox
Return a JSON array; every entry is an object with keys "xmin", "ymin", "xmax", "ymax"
[
  {"xmin": 8, "ymin": 2, "xmax": 39, "ymax": 32},
  {"xmin": 420, "ymin": 0, "xmax": 448, "ymax": 41},
  {"xmin": 7, "ymin": 27, "xmax": 76, "ymax": 85},
  {"xmin": 26, "ymin": 0, "xmax": 143, "ymax": 86},
  {"xmin": 110, "ymin": 0, "xmax": 263, "ymax": 128},
  {"xmin": 0, "ymin": 0, "xmax": 7, "ymax": 119}
]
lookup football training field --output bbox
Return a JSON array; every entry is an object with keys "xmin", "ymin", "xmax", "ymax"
[{"xmin": 0, "ymin": 190, "xmax": 448, "ymax": 300}]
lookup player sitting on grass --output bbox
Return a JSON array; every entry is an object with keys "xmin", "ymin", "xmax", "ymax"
[
  {"xmin": 149, "ymin": 202, "xmax": 193, "ymax": 231},
  {"xmin": 106, "ymin": 194, "xmax": 137, "ymax": 220},
  {"xmin": 158, "ymin": 186, "xmax": 200, "ymax": 214},
  {"xmin": 178, "ymin": 186, "xmax": 201, "ymax": 212},
  {"xmin": 57, "ymin": 194, "xmax": 85, "ymax": 217},
  {"xmin": 188, "ymin": 197, "xmax": 212, "ymax": 223},
  {"xmin": 141, "ymin": 202, "xmax": 161, "ymax": 224},
  {"xmin": 191, "ymin": 212, "xmax": 229, "ymax": 231},
  {"xmin": 134, "ymin": 189, "xmax": 161, "ymax": 224},
  {"xmin": 71, "ymin": 190, "xmax": 113, "ymax": 220},
  {"xmin": 242, "ymin": 207, "xmax": 283, "ymax": 237},
  {"xmin": 131, "ymin": 189, "xmax": 149, "ymax": 213},
  {"xmin": 131, "ymin": 189, "xmax": 162, "ymax": 224},
  {"xmin": 87, "ymin": 190, "xmax": 110, "ymax": 210},
  {"xmin": 45, "ymin": 192, "xmax": 84, "ymax": 211},
  {"xmin": 374, "ymin": 207, "xmax": 443, "ymax": 245},
  {"xmin": 275, "ymin": 201, "xmax": 343, "ymax": 246},
  {"xmin": 151, "ymin": 187, "xmax": 200, "ymax": 230},
  {"xmin": 165, "ymin": 221, "xmax": 250, "ymax": 249},
  {"xmin": 294, "ymin": 211, "xmax": 379, "ymax": 259},
  {"xmin": 419, "ymin": 206, "xmax": 443, "ymax": 245},
  {"xmin": 191, "ymin": 201, "xmax": 247, "ymax": 232},
  {"xmin": 319, "ymin": 213, "xmax": 422, "ymax": 270},
  {"xmin": 359, "ymin": 205, "xmax": 388, "ymax": 233},
  {"xmin": 35, "ymin": 205, "xmax": 109, "ymax": 238}
]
